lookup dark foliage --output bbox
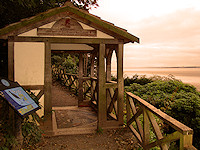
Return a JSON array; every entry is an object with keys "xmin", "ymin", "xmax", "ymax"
[
  {"xmin": 124, "ymin": 74, "xmax": 153, "ymax": 86},
  {"xmin": 52, "ymin": 53, "xmax": 79, "ymax": 74}
]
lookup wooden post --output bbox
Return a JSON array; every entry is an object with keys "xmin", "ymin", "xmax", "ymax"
[
  {"xmin": 8, "ymin": 39, "xmax": 23, "ymax": 148},
  {"xmin": 90, "ymin": 53, "xmax": 95, "ymax": 103},
  {"xmin": 106, "ymin": 48, "xmax": 112, "ymax": 82},
  {"xmin": 90, "ymin": 53, "xmax": 95, "ymax": 77},
  {"xmin": 8, "ymin": 40, "xmax": 15, "ymax": 128},
  {"xmin": 117, "ymin": 43, "xmax": 124, "ymax": 124},
  {"xmin": 43, "ymin": 40, "xmax": 53, "ymax": 134},
  {"xmin": 14, "ymin": 114, "xmax": 23, "ymax": 149},
  {"xmin": 8, "ymin": 40, "xmax": 14, "ymax": 81},
  {"xmin": 78, "ymin": 53, "xmax": 84, "ymax": 105},
  {"xmin": 106, "ymin": 48, "xmax": 112, "ymax": 111},
  {"xmin": 83, "ymin": 54, "xmax": 86, "ymax": 76},
  {"xmin": 97, "ymin": 43, "xmax": 107, "ymax": 128},
  {"xmin": 180, "ymin": 134, "xmax": 193, "ymax": 150},
  {"xmin": 83, "ymin": 53, "xmax": 88, "ymax": 76}
]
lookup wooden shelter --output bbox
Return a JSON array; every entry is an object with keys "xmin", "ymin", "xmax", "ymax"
[{"xmin": 0, "ymin": 2, "xmax": 139, "ymax": 134}]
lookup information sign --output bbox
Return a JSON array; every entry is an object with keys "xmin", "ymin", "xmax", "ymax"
[{"xmin": 0, "ymin": 78, "xmax": 40, "ymax": 117}]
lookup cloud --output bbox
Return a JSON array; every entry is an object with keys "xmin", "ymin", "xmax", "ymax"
[
  {"xmin": 131, "ymin": 8, "xmax": 200, "ymax": 46},
  {"xmin": 123, "ymin": 8, "xmax": 200, "ymax": 67}
]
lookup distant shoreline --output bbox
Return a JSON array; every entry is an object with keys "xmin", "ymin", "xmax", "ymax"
[
  {"xmin": 123, "ymin": 66, "xmax": 200, "ymax": 69},
  {"xmin": 112, "ymin": 67, "xmax": 200, "ymax": 91}
]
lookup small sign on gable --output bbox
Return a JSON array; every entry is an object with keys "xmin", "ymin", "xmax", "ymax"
[
  {"xmin": 0, "ymin": 78, "xmax": 40, "ymax": 117},
  {"xmin": 37, "ymin": 18, "xmax": 97, "ymax": 37}
]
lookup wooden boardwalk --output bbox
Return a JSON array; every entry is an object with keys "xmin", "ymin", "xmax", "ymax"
[{"xmin": 51, "ymin": 81, "xmax": 97, "ymax": 135}]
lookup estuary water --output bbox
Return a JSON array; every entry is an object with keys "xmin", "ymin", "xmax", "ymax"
[{"xmin": 112, "ymin": 67, "xmax": 200, "ymax": 90}]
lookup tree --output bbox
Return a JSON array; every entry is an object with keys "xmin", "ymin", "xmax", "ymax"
[{"xmin": 0, "ymin": 0, "xmax": 98, "ymax": 28}]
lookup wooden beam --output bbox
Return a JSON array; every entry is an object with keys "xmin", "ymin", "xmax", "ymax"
[
  {"xmin": 129, "ymin": 125, "xmax": 143, "ymax": 145},
  {"xmin": 128, "ymin": 96, "xmax": 144, "ymax": 140},
  {"xmin": 147, "ymin": 110, "xmax": 163, "ymax": 140},
  {"xmin": 97, "ymin": 43, "xmax": 107, "ymax": 128},
  {"xmin": 51, "ymin": 50, "xmax": 93, "ymax": 54},
  {"xmin": 145, "ymin": 131, "xmax": 181, "ymax": 149},
  {"xmin": 36, "ymin": 90, "xmax": 44, "ymax": 100},
  {"xmin": 107, "ymin": 88, "xmax": 118, "ymax": 115},
  {"xmin": 127, "ymin": 108, "xmax": 143, "ymax": 126},
  {"xmin": 43, "ymin": 40, "xmax": 53, "ymax": 133},
  {"xmin": 146, "ymin": 110, "xmax": 168, "ymax": 150},
  {"xmin": 105, "ymin": 82, "xmax": 118, "ymax": 88},
  {"xmin": 22, "ymin": 85, "xmax": 44, "ymax": 90},
  {"xmin": 11, "ymin": 36, "xmax": 122, "ymax": 44},
  {"xmin": 117, "ymin": 43, "xmax": 124, "ymax": 124}
]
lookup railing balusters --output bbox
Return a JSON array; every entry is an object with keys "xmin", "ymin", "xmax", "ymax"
[{"xmin": 125, "ymin": 92, "xmax": 196, "ymax": 150}]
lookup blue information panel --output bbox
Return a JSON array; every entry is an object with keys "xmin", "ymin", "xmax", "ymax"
[{"xmin": 0, "ymin": 78, "xmax": 40, "ymax": 117}]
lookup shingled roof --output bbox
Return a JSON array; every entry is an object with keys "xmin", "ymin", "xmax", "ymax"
[{"xmin": 0, "ymin": 2, "xmax": 139, "ymax": 43}]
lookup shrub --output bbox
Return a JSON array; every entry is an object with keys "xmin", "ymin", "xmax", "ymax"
[{"xmin": 112, "ymin": 74, "xmax": 153, "ymax": 86}]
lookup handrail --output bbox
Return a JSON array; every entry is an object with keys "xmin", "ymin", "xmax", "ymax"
[
  {"xmin": 52, "ymin": 66, "xmax": 92, "ymax": 100},
  {"xmin": 126, "ymin": 92, "xmax": 197, "ymax": 150}
]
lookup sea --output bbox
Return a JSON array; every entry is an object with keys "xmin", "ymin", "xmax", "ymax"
[{"xmin": 112, "ymin": 67, "xmax": 200, "ymax": 91}]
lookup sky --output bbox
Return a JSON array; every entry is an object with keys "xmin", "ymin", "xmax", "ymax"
[{"xmin": 90, "ymin": 0, "xmax": 200, "ymax": 68}]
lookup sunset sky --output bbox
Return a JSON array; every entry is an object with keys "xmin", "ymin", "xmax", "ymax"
[{"xmin": 90, "ymin": 0, "xmax": 200, "ymax": 68}]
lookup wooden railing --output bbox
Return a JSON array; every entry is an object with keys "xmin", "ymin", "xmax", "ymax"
[
  {"xmin": 52, "ymin": 66, "xmax": 79, "ymax": 94},
  {"xmin": 126, "ymin": 92, "xmax": 197, "ymax": 150},
  {"xmin": 90, "ymin": 78, "xmax": 119, "ymax": 121},
  {"xmin": 52, "ymin": 66, "xmax": 91, "ymax": 100},
  {"xmin": 82, "ymin": 77, "xmax": 91, "ymax": 100}
]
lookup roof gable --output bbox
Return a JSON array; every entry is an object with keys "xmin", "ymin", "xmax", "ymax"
[{"xmin": 0, "ymin": 2, "xmax": 139, "ymax": 43}]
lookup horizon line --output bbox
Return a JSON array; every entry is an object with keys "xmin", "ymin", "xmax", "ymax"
[{"xmin": 111, "ymin": 66, "xmax": 200, "ymax": 70}]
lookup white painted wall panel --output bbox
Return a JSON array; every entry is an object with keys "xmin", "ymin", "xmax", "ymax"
[{"xmin": 14, "ymin": 42, "xmax": 44, "ymax": 85}]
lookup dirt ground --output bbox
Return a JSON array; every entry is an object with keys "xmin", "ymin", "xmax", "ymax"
[
  {"xmin": 38, "ymin": 80, "xmax": 140, "ymax": 150},
  {"xmin": 38, "ymin": 129, "xmax": 140, "ymax": 150}
]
